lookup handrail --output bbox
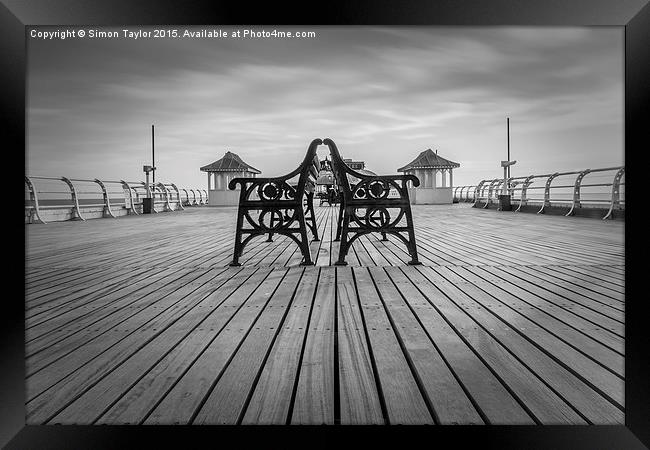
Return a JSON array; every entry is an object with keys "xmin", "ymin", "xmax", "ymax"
[
  {"xmin": 472, "ymin": 166, "xmax": 624, "ymax": 219},
  {"xmin": 24, "ymin": 176, "xmax": 46, "ymax": 224},
  {"xmin": 93, "ymin": 178, "xmax": 116, "ymax": 219},
  {"xmin": 603, "ymin": 167, "xmax": 625, "ymax": 220},
  {"xmin": 120, "ymin": 180, "xmax": 139, "ymax": 215},
  {"xmin": 60, "ymin": 177, "xmax": 86, "ymax": 221},
  {"xmin": 25, "ymin": 175, "xmax": 206, "ymax": 223},
  {"xmin": 155, "ymin": 182, "xmax": 173, "ymax": 212},
  {"xmin": 484, "ymin": 179, "xmax": 502, "ymax": 209}
]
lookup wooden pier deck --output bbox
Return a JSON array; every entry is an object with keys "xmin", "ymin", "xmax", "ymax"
[{"xmin": 24, "ymin": 204, "xmax": 625, "ymax": 425}]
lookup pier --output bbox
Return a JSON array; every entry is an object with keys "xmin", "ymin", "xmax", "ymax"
[{"xmin": 25, "ymin": 203, "xmax": 624, "ymax": 425}]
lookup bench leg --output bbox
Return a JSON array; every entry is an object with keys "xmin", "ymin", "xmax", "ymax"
[
  {"xmin": 266, "ymin": 233, "xmax": 274, "ymax": 242},
  {"xmin": 381, "ymin": 232, "xmax": 388, "ymax": 241},
  {"xmin": 334, "ymin": 213, "xmax": 350, "ymax": 266},
  {"xmin": 404, "ymin": 208, "xmax": 421, "ymax": 265},
  {"xmin": 334, "ymin": 202, "xmax": 344, "ymax": 242},
  {"xmin": 306, "ymin": 194, "xmax": 319, "ymax": 242},
  {"xmin": 295, "ymin": 209, "xmax": 314, "ymax": 265},
  {"xmin": 230, "ymin": 210, "xmax": 245, "ymax": 266}
]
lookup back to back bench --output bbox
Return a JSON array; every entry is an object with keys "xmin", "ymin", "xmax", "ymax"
[
  {"xmin": 324, "ymin": 138, "xmax": 422, "ymax": 266},
  {"xmin": 228, "ymin": 138, "xmax": 321, "ymax": 266}
]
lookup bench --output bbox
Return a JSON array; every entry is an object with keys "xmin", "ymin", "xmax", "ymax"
[
  {"xmin": 228, "ymin": 138, "xmax": 321, "ymax": 266},
  {"xmin": 318, "ymin": 188, "xmax": 339, "ymax": 207},
  {"xmin": 324, "ymin": 138, "xmax": 421, "ymax": 266}
]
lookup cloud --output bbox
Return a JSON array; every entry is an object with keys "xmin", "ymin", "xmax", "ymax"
[{"xmin": 27, "ymin": 26, "xmax": 623, "ymax": 187}]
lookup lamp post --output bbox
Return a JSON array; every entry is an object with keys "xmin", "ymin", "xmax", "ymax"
[
  {"xmin": 151, "ymin": 124, "xmax": 156, "ymax": 185},
  {"xmin": 142, "ymin": 164, "xmax": 155, "ymax": 214},
  {"xmin": 498, "ymin": 160, "xmax": 516, "ymax": 211}
]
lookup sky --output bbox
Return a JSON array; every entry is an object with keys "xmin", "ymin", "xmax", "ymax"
[{"xmin": 27, "ymin": 26, "xmax": 624, "ymax": 188}]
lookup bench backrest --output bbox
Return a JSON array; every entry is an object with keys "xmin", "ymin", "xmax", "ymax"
[
  {"xmin": 324, "ymin": 138, "xmax": 419, "ymax": 203},
  {"xmin": 229, "ymin": 138, "xmax": 322, "ymax": 204},
  {"xmin": 323, "ymin": 138, "xmax": 358, "ymax": 196}
]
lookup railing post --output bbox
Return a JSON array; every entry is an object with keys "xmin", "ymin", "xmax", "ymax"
[
  {"xmin": 466, "ymin": 186, "xmax": 474, "ymax": 202},
  {"xmin": 156, "ymin": 182, "xmax": 173, "ymax": 212},
  {"xmin": 515, "ymin": 175, "xmax": 534, "ymax": 212},
  {"xmin": 25, "ymin": 176, "xmax": 47, "ymax": 224},
  {"xmin": 61, "ymin": 176, "xmax": 86, "ymax": 221},
  {"xmin": 181, "ymin": 188, "xmax": 190, "ymax": 207},
  {"xmin": 603, "ymin": 167, "xmax": 625, "ymax": 220},
  {"xmin": 538, "ymin": 172, "xmax": 559, "ymax": 214},
  {"xmin": 170, "ymin": 183, "xmax": 185, "ymax": 210},
  {"xmin": 565, "ymin": 169, "xmax": 591, "ymax": 216},
  {"xmin": 94, "ymin": 179, "xmax": 116, "ymax": 218},
  {"xmin": 485, "ymin": 179, "xmax": 500, "ymax": 209},
  {"xmin": 472, "ymin": 180, "xmax": 486, "ymax": 206},
  {"xmin": 458, "ymin": 186, "xmax": 466, "ymax": 202},
  {"xmin": 120, "ymin": 180, "xmax": 139, "ymax": 215}
]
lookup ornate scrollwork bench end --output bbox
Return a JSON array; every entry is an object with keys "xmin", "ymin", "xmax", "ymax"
[
  {"xmin": 227, "ymin": 138, "xmax": 323, "ymax": 266},
  {"xmin": 324, "ymin": 138, "xmax": 421, "ymax": 266}
]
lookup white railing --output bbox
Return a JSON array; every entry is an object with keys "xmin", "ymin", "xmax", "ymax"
[
  {"xmin": 458, "ymin": 166, "xmax": 625, "ymax": 220},
  {"xmin": 25, "ymin": 175, "xmax": 208, "ymax": 224}
]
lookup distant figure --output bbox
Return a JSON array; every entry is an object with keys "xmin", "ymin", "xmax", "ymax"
[{"xmin": 328, "ymin": 187, "xmax": 337, "ymax": 206}]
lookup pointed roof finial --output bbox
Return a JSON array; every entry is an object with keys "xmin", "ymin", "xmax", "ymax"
[
  {"xmin": 397, "ymin": 148, "xmax": 460, "ymax": 172},
  {"xmin": 200, "ymin": 150, "xmax": 261, "ymax": 173}
]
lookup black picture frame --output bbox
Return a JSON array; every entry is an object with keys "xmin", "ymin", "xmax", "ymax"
[{"xmin": 4, "ymin": 0, "xmax": 648, "ymax": 448}]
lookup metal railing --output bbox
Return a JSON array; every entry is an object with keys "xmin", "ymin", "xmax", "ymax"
[
  {"xmin": 452, "ymin": 185, "xmax": 478, "ymax": 203},
  {"xmin": 457, "ymin": 166, "xmax": 624, "ymax": 220},
  {"xmin": 25, "ymin": 175, "xmax": 208, "ymax": 224}
]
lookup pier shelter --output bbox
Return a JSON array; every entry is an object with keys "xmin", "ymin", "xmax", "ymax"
[
  {"xmin": 398, "ymin": 149, "xmax": 460, "ymax": 204},
  {"xmin": 200, "ymin": 151, "xmax": 261, "ymax": 206}
]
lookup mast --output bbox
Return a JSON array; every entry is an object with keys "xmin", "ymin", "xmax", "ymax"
[
  {"xmin": 151, "ymin": 124, "xmax": 155, "ymax": 185},
  {"xmin": 507, "ymin": 117, "xmax": 510, "ymax": 179}
]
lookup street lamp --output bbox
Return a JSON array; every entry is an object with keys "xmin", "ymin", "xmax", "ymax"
[
  {"xmin": 499, "ymin": 159, "xmax": 516, "ymax": 211},
  {"xmin": 142, "ymin": 164, "xmax": 155, "ymax": 214}
]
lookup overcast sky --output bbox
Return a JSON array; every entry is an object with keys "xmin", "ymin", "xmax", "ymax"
[{"xmin": 27, "ymin": 26, "xmax": 623, "ymax": 188}]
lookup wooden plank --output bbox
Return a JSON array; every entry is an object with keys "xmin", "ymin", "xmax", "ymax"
[
  {"xmin": 544, "ymin": 265, "xmax": 625, "ymax": 295},
  {"xmin": 336, "ymin": 267, "xmax": 384, "ymax": 424},
  {"xmin": 448, "ymin": 266, "xmax": 624, "ymax": 378},
  {"xmin": 192, "ymin": 268, "xmax": 304, "ymax": 424},
  {"xmin": 49, "ymin": 267, "xmax": 260, "ymax": 424},
  {"xmin": 26, "ymin": 267, "xmax": 191, "ymax": 360},
  {"xmin": 419, "ymin": 266, "xmax": 623, "ymax": 424},
  {"xmin": 26, "ymin": 267, "xmax": 201, "ymax": 359},
  {"xmin": 523, "ymin": 265, "xmax": 624, "ymax": 303},
  {"xmin": 27, "ymin": 266, "xmax": 248, "ymax": 424},
  {"xmin": 24, "ymin": 203, "xmax": 626, "ymax": 425},
  {"xmin": 241, "ymin": 267, "xmax": 320, "ymax": 424},
  {"xmin": 351, "ymin": 267, "xmax": 432, "ymax": 424},
  {"xmin": 387, "ymin": 266, "xmax": 536, "ymax": 424},
  {"xmin": 369, "ymin": 267, "xmax": 483, "ymax": 424},
  {"xmin": 26, "ymin": 266, "xmax": 152, "ymax": 320},
  {"xmin": 290, "ymin": 267, "xmax": 336, "ymax": 424},
  {"xmin": 314, "ymin": 205, "xmax": 333, "ymax": 266},
  {"xmin": 478, "ymin": 266, "xmax": 624, "ymax": 348},
  {"xmin": 142, "ymin": 268, "xmax": 287, "ymax": 424},
  {"xmin": 505, "ymin": 266, "xmax": 624, "ymax": 314}
]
